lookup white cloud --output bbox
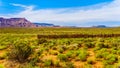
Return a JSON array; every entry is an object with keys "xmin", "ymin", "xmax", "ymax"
[
  {"xmin": 10, "ymin": 3, "xmax": 34, "ymax": 10},
  {"xmin": 2, "ymin": 0, "xmax": 120, "ymax": 26}
]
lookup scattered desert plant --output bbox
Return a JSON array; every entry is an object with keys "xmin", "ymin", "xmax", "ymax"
[
  {"xmin": 44, "ymin": 59, "xmax": 53, "ymax": 67},
  {"xmin": 53, "ymin": 60, "xmax": 60, "ymax": 67},
  {"xmin": 37, "ymin": 38, "xmax": 47, "ymax": 44},
  {"xmin": 95, "ymin": 42, "xmax": 105, "ymax": 48},
  {"xmin": 58, "ymin": 54, "xmax": 68, "ymax": 61},
  {"xmin": 105, "ymin": 54, "xmax": 118, "ymax": 64},
  {"xmin": 66, "ymin": 62, "xmax": 74, "ymax": 68},
  {"xmin": 8, "ymin": 41, "xmax": 33, "ymax": 63},
  {"xmin": 0, "ymin": 45, "xmax": 8, "ymax": 50},
  {"xmin": 84, "ymin": 42, "xmax": 95, "ymax": 48},
  {"xmin": 77, "ymin": 49, "xmax": 88, "ymax": 61},
  {"xmin": 66, "ymin": 50, "xmax": 74, "ymax": 58}
]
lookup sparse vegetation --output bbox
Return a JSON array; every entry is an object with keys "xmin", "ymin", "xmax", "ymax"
[
  {"xmin": 1, "ymin": 27, "xmax": 120, "ymax": 68},
  {"xmin": 7, "ymin": 41, "xmax": 33, "ymax": 63}
]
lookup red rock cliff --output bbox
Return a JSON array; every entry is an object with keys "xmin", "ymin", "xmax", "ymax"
[{"xmin": 0, "ymin": 17, "xmax": 36, "ymax": 27}]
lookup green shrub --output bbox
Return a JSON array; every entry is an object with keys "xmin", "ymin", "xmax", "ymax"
[
  {"xmin": 84, "ymin": 64, "xmax": 92, "ymax": 68},
  {"xmin": 102, "ymin": 52, "xmax": 110, "ymax": 59},
  {"xmin": 96, "ymin": 52, "xmax": 103, "ymax": 59},
  {"xmin": 111, "ymin": 42, "xmax": 118, "ymax": 48},
  {"xmin": 58, "ymin": 48, "xmax": 64, "ymax": 53},
  {"xmin": 95, "ymin": 42, "xmax": 104, "ymax": 48},
  {"xmin": 103, "ymin": 43, "xmax": 110, "ymax": 48},
  {"xmin": 117, "ymin": 50, "xmax": 120, "ymax": 55},
  {"xmin": 29, "ymin": 55, "xmax": 39, "ymax": 66},
  {"xmin": 44, "ymin": 59, "xmax": 53, "ymax": 67},
  {"xmin": 77, "ymin": 49, "xmax": 88, "ymax": 61},
  {"xmin": 103, "ymin": 54, "xmax": 118, "ymax": 65},
  {"xmin": 61, "ymin": 62, "xmax": 67, "ymax": 67},
  {"xmin": 58, "ymin": 54, "xmax": 68, "ymax": 61},
  {"xmin": 18, "ymin": 63, "xmax": 39, "ymax": 68},
  {"xmin": 66, "ymin": 40, "xmax": 71, "ymax": 45},
  {"xmin": 50, "ymin": 51, "xmax": 58, "ymax": 55},
  {"xmin": 95, "ymin": 49, "xmax": 109, "ymax": 59},
  {"xmin": 77, "ymin": 42, "xmax": 82, "ymax": 47},
  {"xmin": 60, "ymin": 61, "xmax": 74, "ymax": 68},
  {"xmin": 0, "ymin": 45, "xmax": 8, "ymax": 50},
  {"xmin": 66, "ymin": 62, "xmax": 74, "ymax": 68},
  {"xmin": 106, "ymin": 54, "xmax": 118, "ymax": 64},
  {"xmin": 52, "ymin": 46, "xmax": 57, "ymax": 50},
  {"xmin": 61, "ymin": 45, "xmax": 67, "ymax": 51},
  {"xmin": 66, "ymin": 50, "xmax": 74, "ymax": 58},
  {"xmin": 93, "ymin": 47, "xmax": 101, "ymax": 52},
  {"xmin": 38, "ymin": 38, "xmax": 47, "ymax": 44},
  {"xmin": 75, "ymin": 49, "xmax": 81, "ymax": 56},
  {"xmin": 36, "ymin": 48, "xmax": 45, "ymax": 56},
  {"xmin": 8, "ymin": 42, "xmax": 33, "ymax": 63},
  {"xmin": 53, "ymin": 60, "xmax": 60, "ymax": 67},
  {"xmin": 111, "ymin": 50, "xmax": 117, "ymax": 54},
  {"xmin": 103, "ymin": 64, "xmax": 114, "ymax": 68},
  {"xmin": 84, "ymin": 42, "xmax": 95, "ymax": 48},
  {"xmin": 78, "ymin": 54, "xmax": 87, "ymax": 61},
  {"xmin": 97, "ymin": 38, "xmax": 104, "ymax": 42}
]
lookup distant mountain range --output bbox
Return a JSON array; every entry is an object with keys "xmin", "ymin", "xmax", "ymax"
[
  {"xmin": 33, "ymin": 23, "xmax": 55, "ymax": 27},
  {"xmin": 0, "ymin": 17, "xmax": 109, "ymax": 28},
  {"xmin": 0, "ymin": 17, "xmax": 57, "ymax": 27},
  {"xmin": 0, "ymin": 17, "xmax": 36, "ymax": 27},
  {"xmin": 92, "ymin": 25, "xmax": 107, "ymax": 28}
]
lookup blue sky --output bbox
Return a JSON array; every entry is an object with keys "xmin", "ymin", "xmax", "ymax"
[
  {"xmin": 0, "ymin": 0, "xmax": 120, "ymax": 27},
  {"xmin": 0, "ymin": 0, "xmax": 113, "ymax": 13}
]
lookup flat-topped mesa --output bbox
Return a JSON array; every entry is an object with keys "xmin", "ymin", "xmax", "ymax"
[{"xmin": 0, "ymin": 17, "xmax": 36, "ymax": 27}]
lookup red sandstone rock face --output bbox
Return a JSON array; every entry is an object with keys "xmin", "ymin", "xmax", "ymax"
[{"xmin": 0, "ymin": 17, "xmax": 36, "ymax": 27}]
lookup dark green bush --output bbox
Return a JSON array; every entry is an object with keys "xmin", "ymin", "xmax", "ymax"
[
  {"xmin": 0, "ymin": 45, "xmax": 8, "ymax": 50},
  {"xmin": 77, "ymin": 49, "xmax": 88, "ymax": 61},
  {"xmin": 66, "ymin": 62, "xmax": 74, "ymax": 68},
  {"xmin": 94, "ymin": 47, "xmax": 101, "ymax": 51},
  {"xmin": 53, "ymin": 60, "xmax": 60, "ymax": 67},
  {"xmin": 95, "ymin": 48, "xmax": 109, "ymax": 59},
  {"xmin": 8, "ymin": 42, "xmax": 33, "ymax": 63},
  {"xmin": 106, "ymin": 54, "xmax": 118, "ymax": 64},
  {"xmin": 50, "ymin": 51, "xmax": 58, "ymax": 55},
  {"xmin": 29, "ymin": 55, "xmax": 39, "ymax": 66},
  {"xmin": 117, "ymin": 50, "xmax": 120, "ymax": 55},
  {"xmin": 58, "ymin": 54, "xmax": 68, "ymax": 61},
  {"xmin": 84, "ymin": 42, "xmax": 95, "ymax": 48},
  {"xmin": 77, "ymin": 42, "xmax": 82, "ymax": 47},
  {"xmin": 66, "ymin": 51, "xmax": 74, "ymax": 58},
  {"xmin": 18, "ymin": 63, "xmax": 39, "ymax": 68},
  {"xmin": 97, "ymin": 38, "xmax": 104, "ymax": 42},
  {"xmin": 44, "ymin": 59, "xmax": 53, "ymax": 67},
  {"xmin": 103, "ymin": 54, "xmax": 118, "ymax": 65},
  {"xmin": 68, "ymin": 45, "xmax": 78, "ymax": 50},
  {"xmin": 38, "ymin": 38, "xmax": 47, "ymax": 44},
  {"xmin": 111, "ymin": 50, "xmax": 117, "ymax": 54},
  {"xmin": 58, "ymin": 48, "xmax": 64, "ymax": 53},
  {"xmin": 103, "ymin": 43, "xmax": 110, "ymax": 48},
  {"xmin": 95, "ymin": 42, "xmax": 105, "ymax": 48}
]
